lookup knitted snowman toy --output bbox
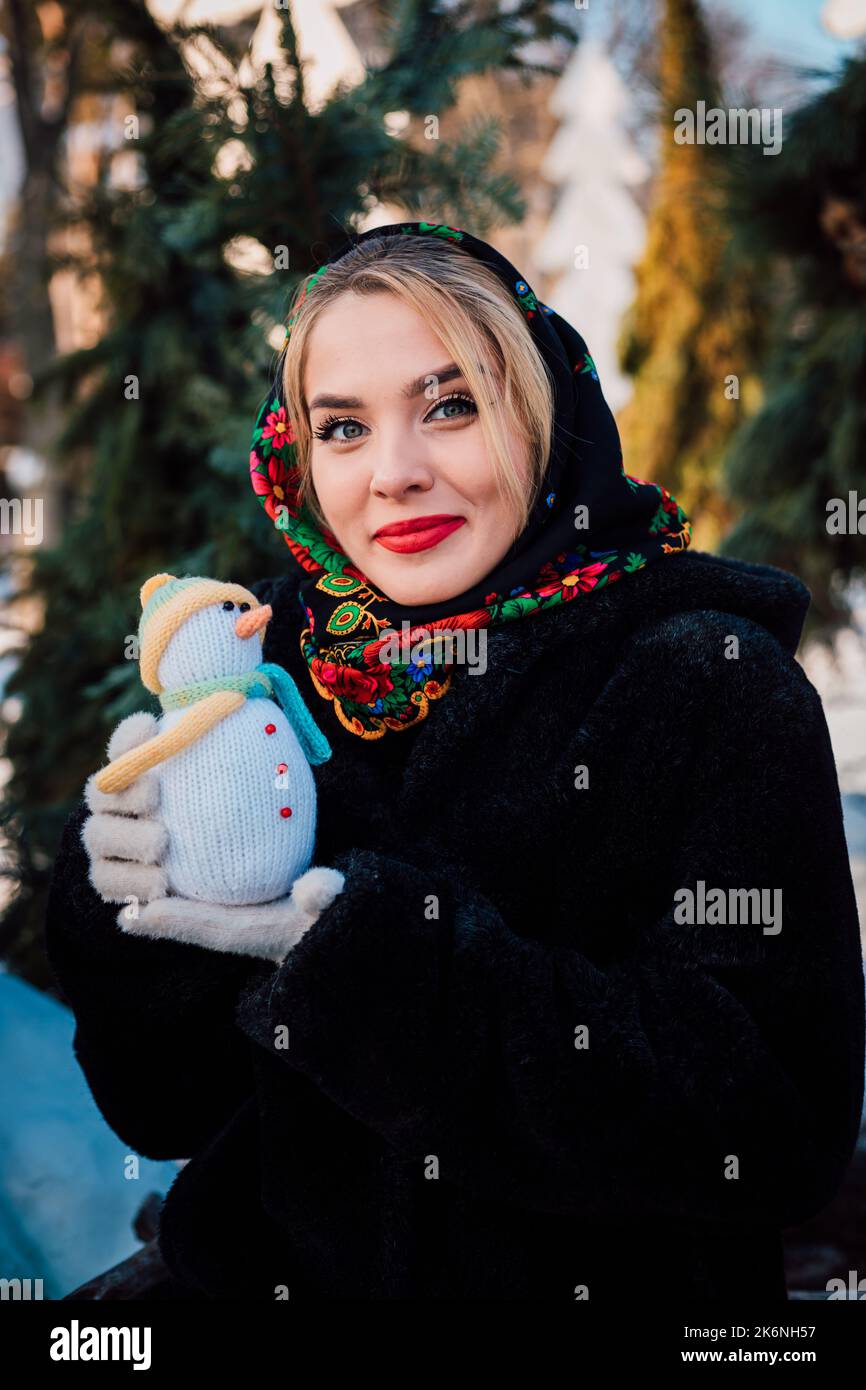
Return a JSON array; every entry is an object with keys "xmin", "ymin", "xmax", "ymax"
[{"xmin": 89, "ymin": 573, "xmax": 344, "ymax": 960}]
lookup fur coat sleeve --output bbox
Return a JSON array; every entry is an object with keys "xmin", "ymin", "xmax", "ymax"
[
  {"xmin": 233, "ymin": 611, "xmax": 866, "ymax": 1231},
  {"xmin": 44, "ymin": 799, "xmax": 273, "ymax": 1160}
]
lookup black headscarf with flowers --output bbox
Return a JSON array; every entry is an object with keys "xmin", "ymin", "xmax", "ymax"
[{"xmin": 249, "ymin": 221, "xmax": 691, "ymax": 742}]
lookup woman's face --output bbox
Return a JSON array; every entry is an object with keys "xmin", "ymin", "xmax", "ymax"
[{"xmin": 304, "ymin": 290, "xmax": 530, "ymax": 607}]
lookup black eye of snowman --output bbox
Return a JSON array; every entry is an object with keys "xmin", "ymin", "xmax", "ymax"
[
  {"xmin": 238, "ymin": 602, "xmax": 251, "ymax": 612},
  {"xmin": 222, "ymin": 600, "xmax": 235, "ymax": 611}
]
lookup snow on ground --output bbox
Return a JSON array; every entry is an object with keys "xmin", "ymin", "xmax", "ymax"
[
  {"xmin": 801, "ymin": 585, "xmax": 866, "ymax": 958},
  {"xmin": 0, "ymin": 971, "xmax": 179, "ymax": 1299}
]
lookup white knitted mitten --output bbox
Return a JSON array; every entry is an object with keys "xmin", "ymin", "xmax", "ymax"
[
  {"xmin": 124, "ymin": 865, "xmax": 345, "ymax": 963},
  {"xmin": 83, "ymin": 712, "xmax": 344, "ymax": 962},
  {"xmin": 83, "ymin": 712, "xmax": 169, "ymax": 904}
]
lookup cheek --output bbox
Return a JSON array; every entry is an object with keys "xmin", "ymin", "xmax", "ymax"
[
  {"xmin": 433, "ymin": 432, "xmax": 499, "ymax": 508},
  {"xmin": 444, "ymin": 439, "xmax": 521, "ymax": 524},
  {"xmin": 310, "ymin": 454, "xmax": 356, "ymax": 522}
]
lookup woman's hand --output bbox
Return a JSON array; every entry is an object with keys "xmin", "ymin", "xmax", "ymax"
[
  {"xmin": 82, "ymin": 711, "xmax": 344, "ymax": 963},
  {"xmin": 82, "ymin": 711, "xmax": 169, "ymax": 904},
  {"xmin": 125, "ymin": 866, "xmax": 345, "ymax": 963}
]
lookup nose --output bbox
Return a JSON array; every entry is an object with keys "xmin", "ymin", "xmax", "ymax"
[
  {"xmin": 369, "ymin": 429, "xmax": 435, "ymax": 500},
  {"xmin": 236, "ymin": 603, "xmax": 272, "ymax": 639}
]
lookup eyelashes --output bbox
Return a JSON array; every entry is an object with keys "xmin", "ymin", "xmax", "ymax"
[
  {"xmin": 311, "ymin": 391, "xmax": 478, "ymax": 444},
  {"xmin": 311, "ymin": 413, "xmax": 362, "ymax": 444}
]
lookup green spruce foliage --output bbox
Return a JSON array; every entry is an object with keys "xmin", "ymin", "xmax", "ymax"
[
  {"xmin": 0, "ymin": 0, "xmax": 577, "ymax": 980},
  {"xmin": 720, "ymin": 56, "xmax": 866, "ymax": 632}
]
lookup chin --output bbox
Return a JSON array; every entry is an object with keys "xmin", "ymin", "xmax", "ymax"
[
  {"xmin": 357, "ymin": 539, "xmax": 472, "ymax": 608},
  {"xmin": 369, "ymin": 563, "xmax": 470, "ymax": 609},
  {"xmin": 379, "ymin": 579, "xmax": 463, "ymax": 607}
]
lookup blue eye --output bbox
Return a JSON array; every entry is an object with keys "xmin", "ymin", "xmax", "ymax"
[
  {"xmin": 312, "ymin": 392, "xmax": 477, "ymax": 443},
  {"xmin": 424, "ymin": 392, "xmax": 477, "ymax": 422},
  {"xmin": 312, "ymin": 415, "xmax": 367, "ymax": 443}
]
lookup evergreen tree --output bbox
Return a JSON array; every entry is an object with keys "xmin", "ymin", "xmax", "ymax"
[
  {"xmin": 616, "ymin": 0, "xmax": 763, "ymax": 549},
  {"xmin": 0, "ymin": 0, "xmax": 578, "ymax": 981},
  {"xmin": 720, "ymin": 55, "xmax": 866, "ymax": 634}
]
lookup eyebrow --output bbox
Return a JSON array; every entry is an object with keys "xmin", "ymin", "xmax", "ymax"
[{"xmin": 308, "ymin": 363, "xmax": 466, "ymax": 412}]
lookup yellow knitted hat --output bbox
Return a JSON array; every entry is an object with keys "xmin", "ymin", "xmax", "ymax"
[{"xmin": 138, "ymin": 573, "xmax": 265, "ymax": 694}]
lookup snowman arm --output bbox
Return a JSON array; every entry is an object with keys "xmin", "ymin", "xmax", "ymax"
[{"xmin": 92, "ymin": 691, "xmax": 245, "ymax": 793}]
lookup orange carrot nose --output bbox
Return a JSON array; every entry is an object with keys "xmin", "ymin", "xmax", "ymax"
[{"xmin": 236, "ymin": 603, "xmax": 272, "ymax": 639}]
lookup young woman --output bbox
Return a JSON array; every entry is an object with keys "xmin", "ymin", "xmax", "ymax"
[{"xmin": 45, "ymin": 222, "xmax": 865, "ymax": 1302}]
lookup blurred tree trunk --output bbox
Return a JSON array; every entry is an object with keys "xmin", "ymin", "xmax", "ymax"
[
  {"xmin": 2, "ymin": 0, "xmax": 91, "ymax": 541},
  {"xmin": 617, "ymin": 0, "xmax": 764, "ymax": 552}
]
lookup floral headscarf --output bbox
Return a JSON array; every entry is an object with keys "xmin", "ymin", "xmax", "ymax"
[{"xmin": 250, "ymin": 222, "xmax": 691, "ymax": 741}]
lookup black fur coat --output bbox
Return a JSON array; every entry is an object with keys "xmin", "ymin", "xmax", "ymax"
[{"xmin": 44, "ymin": 551, "xmax": 866, "ymax": 1301}]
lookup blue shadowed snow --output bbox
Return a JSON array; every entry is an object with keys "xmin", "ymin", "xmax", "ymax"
[
  {"xmin": 842, "ymin": 793, "xmax": 866, "ymax": 858},
  {"xmin": 0, "ymin": 972, "xmax": 178, "ymax": 1299}
]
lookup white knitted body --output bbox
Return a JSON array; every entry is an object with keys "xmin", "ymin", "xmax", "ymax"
[
  {"xmin": 151, "ymin": 601, "xmax": 319, "ymax": 907},
  {"xmin": 157, "ymin": 700, "xmax": 316, "ymax": 905}
]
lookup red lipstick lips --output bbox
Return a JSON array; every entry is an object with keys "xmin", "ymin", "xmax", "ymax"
[{"xmin": 373, "ymin": 514, "xmax": 466, "ymax": 554}]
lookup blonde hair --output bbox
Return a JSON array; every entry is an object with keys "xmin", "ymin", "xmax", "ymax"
[{"xmin": 280, "ymin": 234, "xmax": 554, "ymax": 540}]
